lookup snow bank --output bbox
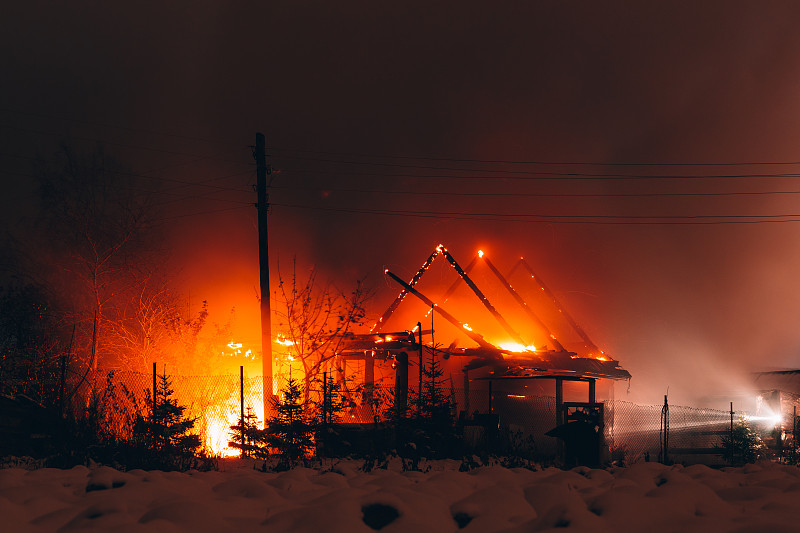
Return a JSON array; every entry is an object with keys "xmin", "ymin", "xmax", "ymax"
[{"xmin": 2, "ymin": 460, "xmax": 800, "ymax": 532}]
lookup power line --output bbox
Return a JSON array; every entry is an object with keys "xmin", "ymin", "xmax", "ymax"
[
  {"xmin": 271, "ymin": 184, "xmax": 800, "ymax": 199},
  {"xmin": 270, "ymin": 147, "xmax": 800, "ymax": 167},
  {"xmin": 272, "ymin": 202, "xmax": 800, "ymax": 225},
  {"xmin": 275, "ymin": 165, "xmax": 800, "ymax": 181},
  {"xmin": 272, "ymin": 155, "xmax": 800, "ymax": 177}
]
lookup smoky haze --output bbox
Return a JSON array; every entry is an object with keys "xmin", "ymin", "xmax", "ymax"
[{"xmin": 3, "ymin": 1, "xmax": 800, "ymax": 407}]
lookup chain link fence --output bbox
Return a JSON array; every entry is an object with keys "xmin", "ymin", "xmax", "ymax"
[{"xmin": 60, "ymin": 370, "xmax": 782, "ymax": 464}]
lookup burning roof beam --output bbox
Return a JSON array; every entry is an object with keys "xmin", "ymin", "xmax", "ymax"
[
  {"xmin": 384, "ymin": 270, "xmax": 496, "ymax": 350},
  {"xmin": 437, "ymin": 246, "xmax": 529, "ymax": 347},
  {"xmin": 510, "ymin": 258, "xmax": 601, "ymax": 354},
  {"xmin": 370, "ymin": 246, "xmax": 441, "ymax": 333},
  {"xmin": 481, "ymin": 252, "xmax": 567, "ymax": 352}
]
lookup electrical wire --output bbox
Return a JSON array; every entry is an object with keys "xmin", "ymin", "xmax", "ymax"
[
  {"xmin": 272, "ymin": 164, "xmax": 800, "ymax": 181},
  {"xmin": 272, "ymin": 202, "xmax": 800, "ymax": 225},
  {"xmin": 271, "ymin": 184, "xmax": 800, "ymax": 199}
]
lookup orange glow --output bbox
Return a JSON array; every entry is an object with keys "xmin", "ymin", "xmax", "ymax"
[
  {"xmin": 275, "ymin": 335, "xmax": 294, "ymax": 347},
  {"xmin": 202, "ymin": 386, "xmax": 265, "ymax": 457},
  {"xmin": 498, "ymin": 341, "xmax": 537, "ymax": 353},
  {"xmin": 220, "ymin": 340, "xmax": 257, "ymax": 360}
]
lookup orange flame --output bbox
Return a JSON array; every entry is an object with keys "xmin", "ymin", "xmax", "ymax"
[{"xmin": 498, "ymin": 341, "xmax": 537, "ymax": 353}]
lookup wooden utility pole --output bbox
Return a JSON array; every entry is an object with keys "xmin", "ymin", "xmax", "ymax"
[{"xmin": 255, "ymin": 132, "xmax": 273, "ymax": 417}]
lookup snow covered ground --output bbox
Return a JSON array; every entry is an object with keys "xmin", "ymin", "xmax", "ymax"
[{"xmin": 2, "ymin": 458, "xmax": 800, "ymax": 532}]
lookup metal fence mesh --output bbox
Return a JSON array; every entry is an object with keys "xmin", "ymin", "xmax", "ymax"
[{"xmin": 64, "ymin": 371, "xmax": 766, "ymax": 462}]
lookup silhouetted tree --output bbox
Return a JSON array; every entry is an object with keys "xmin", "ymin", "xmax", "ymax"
[
  {"xmin": 34, "ymin": 144, "xmax": 161, "ymax": 372},
  {"xmin": 133, "ymin": 369, "xmax": 201, "ymax": 469},
  {"xmin": 0, "ymin": 282, "xmax": 64, "ymax": 405},
  {"xmin": 265, "ymin": 376, "xmax": 315, "ymax": 466},
  {"xmin": 720, "ymin": 416, "xmax": 765, "ymax": 465},
  {"xmin": 228, "ymin": 407, "xmax": 269, "ymax": 459},
  {"xmin": 274, "ymin": 260, "xmax": 371, "ymax": 402}
]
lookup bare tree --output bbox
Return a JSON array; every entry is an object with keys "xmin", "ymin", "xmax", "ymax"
[
  {"xmin": 34, "ymin": 143, "xmax": 160, "ymax": 371},
  {"xmin": 274, "ymin": 260, "xmax": 371, "ymax": 402},
  {"xmin": 102, "ymin": 277, "xmax": 208, "ymax": 372}
]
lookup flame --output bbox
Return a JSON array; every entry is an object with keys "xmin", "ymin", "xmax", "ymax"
[
  {"xmin": 463, "ymin": 323, "xmax": 473, "ymax": 331},
  {"xmin": 201, "ymin": 380, "xmax": 265, "ymax": 457},
  {"xmin": 275, "ymin": 335, "xmax": 294, "ymax": 347},
  {"xmin": 498, "ymin": 341, "xmax": 537, "ymax": 353},
  {"xmin": 220, "ymin": 340, "xmax": 257, "ymax": 359}
]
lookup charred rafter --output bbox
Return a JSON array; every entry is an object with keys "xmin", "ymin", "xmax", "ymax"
[
  {"xmin": 481, "ymin": 252, "xmax": 566, "ymax": 351},
  {"xmin": 509, "ymin": 258, "xmax": 601, "ymax": 355}
]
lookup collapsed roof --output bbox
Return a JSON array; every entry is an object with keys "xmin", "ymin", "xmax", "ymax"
[{"xmin": 342, "ymin": 245, "xmax": 632, "ymax": 382}]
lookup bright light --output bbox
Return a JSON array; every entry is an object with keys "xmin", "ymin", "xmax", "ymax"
[
  {"xmin": 202, "ymin": 385, "xmax": 265, "ymax": 457},
  {"xmin": 478, "ymin": 250, "xmax": 484, "ymax": 258},
  {"xmin": 747, "ymin": 413, "xmax": 783, "ymax": 426},
  {"xmin": 498, "ymin": 342, "xmax": 537, "ymax": 353},
  {"xmin": 275, "ymin": 335, "xmax": 294, "ymax": 347},
  {"xmin": 463, "ymin": 323, "xmax": 473, "ymax": 331},
  {"xmin": 227, "ymin": 342, "xmax": 243, "ymax": 350}
]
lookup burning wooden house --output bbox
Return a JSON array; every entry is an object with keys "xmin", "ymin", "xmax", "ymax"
[{"xmin": 334, "ymin": 244, "xmax": 631, "ymax": 462}]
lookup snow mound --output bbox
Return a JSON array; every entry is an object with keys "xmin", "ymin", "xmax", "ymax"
[{"xmin": 2, "ymin": 460, "xmax": 800, "ymax": 532}]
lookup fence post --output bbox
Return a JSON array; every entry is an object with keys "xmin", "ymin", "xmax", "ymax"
[
  {"xmin": 463, "ymin": 370, "xmax": 470, "ymax": 416},
  {"xmin": 59, "ymin": 352, "xmax": 66, "ymax": 417},
  {"xmin": 323, "ymin": 371, "xmax": 328, "ymax": 426},
  {"xmin": 660, "ymin": 395, "xmax": 669, "ymax": 464},
  {"xmin": 240, "ymin": 366, "xmax": 245, "ymax": 458},
  {"xmin": 152, "ymin": 362, "xmax": 157, "ymax": 418},
  {"xmin": 418, "ymin": 322, "xmax": 423, "ymax": 415},
  {"xmin": 488, "ymin": 379, "xmax": 493, "ymax": 414},
  {"xmin": 730, "ymin": 401, "xmax": 734, "ymax": 438},
  {"xmin": 394, "ymin": 352, "xmax": 408, "ymax": 418}
]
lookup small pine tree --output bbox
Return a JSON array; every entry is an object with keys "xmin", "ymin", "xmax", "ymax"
[
  {"xmin": 420, "ymin": 345, "xmax": 455, "ymax": 423},
  {"xmin": 720, "ymin": 416, "xmax": 765, "ymax": 465},
  {"xmin": 265, "ymin": 376, "xmax": 315, "ymax": 465},
  {"xmin": 228, "ymin": 407, "xmax": 269, "ymax": 459},
  {"xmin": 401, "ymin": 345, "xmax": 458, "ymax": 459},
  {"xmin": 133, "ymin": 370, "xmax": 201, "ymax": 469}
]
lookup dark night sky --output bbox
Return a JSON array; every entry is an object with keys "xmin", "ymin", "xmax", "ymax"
[{"xmin": 3, "ymin": 1, "xmax": 800, "ymax": 405}]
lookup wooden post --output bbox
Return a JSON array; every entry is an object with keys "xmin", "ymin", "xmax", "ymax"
[
  {"xmin": 588, "ymin": 378, "xmax": 596, "ymax": 404},
  {"xmin": 555, "ymin": 377, "xmax": 564, "ymax": 426},
  {"xmin": 488, "ymin": 379, "xmax": 493, "ymax": 414},
  {"xmin": 322, "ymin": 371, "xmax": 327, "ymax": 424},
  {"xmin": 363, "ymin": 352, "xmax": 374, "ymax": 406},
  {"xmin": 418, "ymin": 322, "xmax": 423, "ymax": 414},
  {"xmin": 255, "ymin": 132, "xmax": 274, "ymax": 418},
  {"xmin": 394, "ymin": 352, "xmax": 408, "ymax": 418},
  {"xmin": 463, "ymin": 370, "xmax": 470, "ymax": 416},
  {"xmin": 152, "ymin": 362, "xmax": 157, "ymax": 417}
]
